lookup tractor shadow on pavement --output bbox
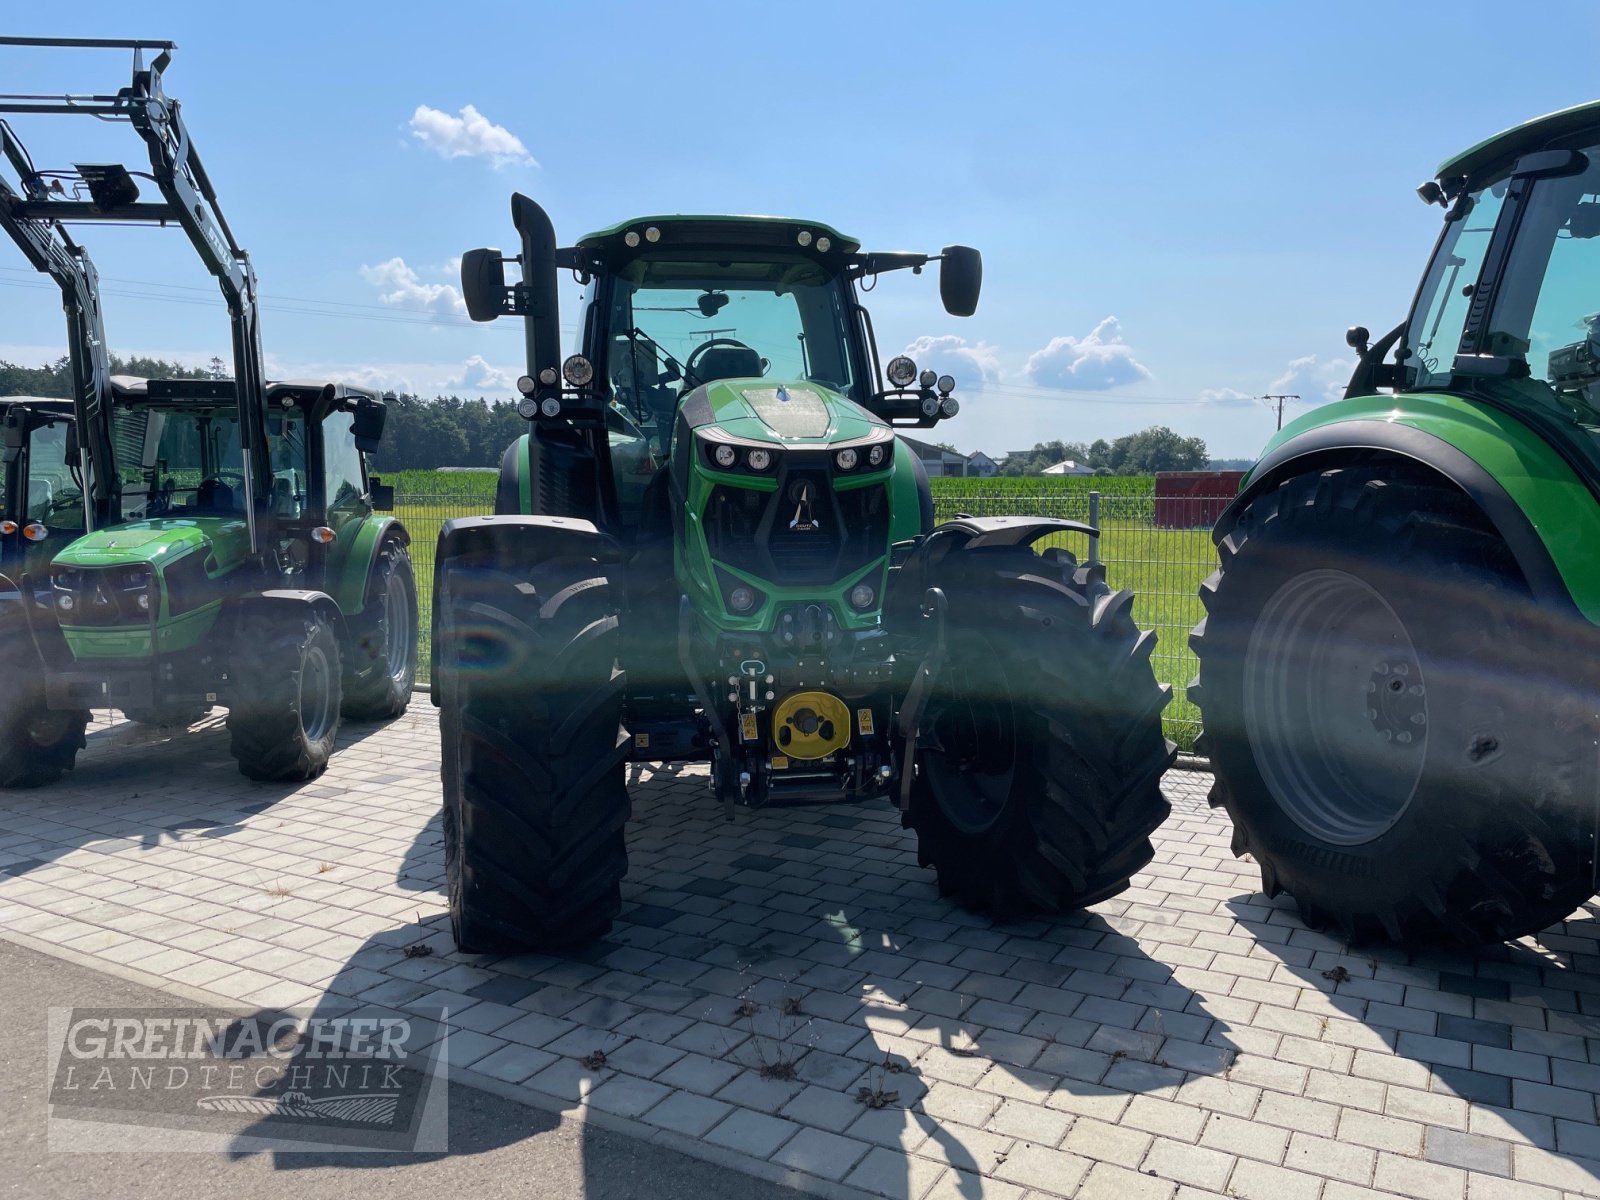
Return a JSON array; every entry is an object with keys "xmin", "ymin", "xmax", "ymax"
[
  {"xmin": 0, "ymin": 707, "xmax": 410, "ymax": 884},
  {"xmin": 272, "ymin": 762, "xmax": 1249, "ymax": 1197}
]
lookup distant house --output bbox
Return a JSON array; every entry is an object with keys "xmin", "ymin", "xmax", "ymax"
[
  {"xmin": 1042, "ymin": 459, "xmax": 1096, "ymax": 476},
  {"xmin": 899, "ymin": 435, "xmax": 970, "ymax": 477},
  {"xmin": 966, "ymin": 451, "xmax": 998, "ymax": 478}
]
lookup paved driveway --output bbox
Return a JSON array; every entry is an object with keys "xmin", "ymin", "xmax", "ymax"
[{"xmin": 1, "ymin": 708, "xmax": 1597, "ymax": 1198}]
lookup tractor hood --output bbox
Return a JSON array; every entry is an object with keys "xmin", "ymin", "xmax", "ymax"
[
  {"xmin": 52, "ymin": 516, "xmax": 251, "ymax": 573},
  {"xmin": 680, "ymin": 378, "xmax": 887, "ymax": 446}
]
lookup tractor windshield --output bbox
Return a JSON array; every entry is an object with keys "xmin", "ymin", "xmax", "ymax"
[
  {"xmin": 112, "ymin": 404, "xmax": 246, "ymax": 522},
  {"xmin": 601, "ymin": 255, "xmax": 860, "ymax": 433},
  {"xmin": 1403, "ymin": 183, "xmax": 1509, "ymax": 390}
]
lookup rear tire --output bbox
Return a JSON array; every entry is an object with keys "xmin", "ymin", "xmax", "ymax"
[
  {"xmin": 341, "ymin": 539, "xmax": 419, "ymax": 720},
  {"xmin": 1191, "ymin": 466, "xmax": 1599, "ymax": 945},
  {"xmin": 436, "ymin": 552, "xmax": 629, "ymax": 953},
  {"xmin": 0, "ymin": 640, "xmax": 87, "ymax": 788},
  {"xmin": 903, "ymin": 543, "xmax": 1175, "ymax": 915},
  {"xmin": 227, "ymin": 607, "xmax": 343, "ymax": 781}
]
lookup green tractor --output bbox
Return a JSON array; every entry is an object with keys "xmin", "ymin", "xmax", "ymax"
[
  {"xmin": 433, "ymin": 196, "xmax": 1175, "ymax": 951},
  {"xmin": 1193, "ymin": 102, "xmax": 1600, "ymax": 945},
  {"xmin": 0, "ymin": 37, "xmax": 418, "ymax": 786}
]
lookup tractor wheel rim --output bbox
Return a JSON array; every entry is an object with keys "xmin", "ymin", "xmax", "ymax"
[
  {"xmin": 921, "ymin": 633, "xmax": 1018, "ymax": 834},
  {"xmin": 384, "ymin": 576, "xmax": 413, "ymax": 686},
  {"xmin": 1244, "ymin": 568, "xmax": 1426, "ymax": 846},
  {"xmin": 300, "ymin": 643, "xmax": 334, "ymax": 743}
]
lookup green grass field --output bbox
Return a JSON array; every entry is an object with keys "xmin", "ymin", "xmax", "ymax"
[{"xmin": 392, "ymin": 472, "xmax": 1215, "ymax": 749}]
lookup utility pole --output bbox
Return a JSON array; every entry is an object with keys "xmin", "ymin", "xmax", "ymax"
[{"xmin": 1260, "ymin": 393, "xmax": 1300, "ymax": 431}]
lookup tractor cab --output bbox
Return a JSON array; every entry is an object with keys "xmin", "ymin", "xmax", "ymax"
[
  {"xmin": 1348, "ymin": 100, "xmax": 1600, "ymax": 492},
  {"xmin": 0, "ymin": 398, "xmax": 83, "ymax": 574}
]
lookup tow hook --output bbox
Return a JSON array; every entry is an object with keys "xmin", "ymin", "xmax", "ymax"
[{"xmin": 895, "ymin": 587, "xmax": 948, "ymax": 810}]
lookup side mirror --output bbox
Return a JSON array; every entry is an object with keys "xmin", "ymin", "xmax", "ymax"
[
  {"xmin": 1, "ymin": 410, "xmax": 25, "ymax": 451},
  {"xmin": 369, "ymin": 476, "xmax": 395, "ymax": 512},
  {"xmin": 940, "ymin": 245, "xmax": 983, "ymax": 317},
  {"xmin": 350, "ymin": 399, "xmax": 386, "ymax": 453},
  {"xmin": 461, "ymin": 248, "xmax": 510, "ymax": 322}
]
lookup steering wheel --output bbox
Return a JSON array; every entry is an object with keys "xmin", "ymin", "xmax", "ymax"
[{"xmin": 685, "ymin": 338, "xmax": 762, "ymax": 388}]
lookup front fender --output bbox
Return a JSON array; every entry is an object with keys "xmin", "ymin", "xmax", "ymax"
[
  {"xmin": 329, "ymin": 516, "xmax": 410, "ymax": 615},
  {"xmin": 1226, "ymin": 392, "xmax": 1600, "ymax": 623}
]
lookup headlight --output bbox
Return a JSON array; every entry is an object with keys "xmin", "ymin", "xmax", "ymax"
[
  {"xmin": 921, "ymin": 397, "xmax": 940, "ymax": 418},
  {"xmin": 713, "ymin": 444, "xmax": 738, "ymax": 469},
  {"xmin": 940, "ymin": 397, "xmax": 960, "ymax": 418},
  {"xmin": 57, "ymin": 594, "xmax": 74, "ymax": 612},
  {"xmin": 835, "ymin": 448, "xmax": 858, "ymax": 471},
  {"xmin": 919, "ymin": 369, "xmax": 938, "ymax": 389},
  {"xmin": 540, "ymin": 397, "xmax": 562, "ymax": 418},
  {"xmin": 886, "ymin": 356, "xmax": 917, "ymax": 388},
  {"xmin": 137, "ymin": 594, "xmax": 150, "ymax": 611},
  {"xmin": 746, "ymin": 448, "xmax": 773, "ymax": 471},
  {"xmin": 849, "ymin": 583, "xmax": 876, "ymax": 610},
  {"xmin": 729, "ymin": 586, "xmax": 757, "ymax": 612},
  {"xmin": 867, "ymin": 444, "xmax": 887, "ymax": 467},
  {"xmin": 562, "ymin": 355, "xmax": 594, "ymax": 387}
]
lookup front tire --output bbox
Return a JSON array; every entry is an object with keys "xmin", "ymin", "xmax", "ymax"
[
  {"xmin": 903, "ymin": 543, "xmax": 1175, "ymax": 914},
  {"xmin": 1191, "ymin": 466, "xmax": 1599, "ymax": 944},
  {"xmin": 0, "ymin": 640, "xmax": 87, "ymax": 788},
  {"xmin": 341, "ymin": 539, "xmax": 419, "ymax": 720},
  {"xmin": 226, "ymin": 607, "xmax": 343, "ymax": 781},
  {"xmin": 436, "ymin": 553, "xmax": 629, "ymax": 953}
]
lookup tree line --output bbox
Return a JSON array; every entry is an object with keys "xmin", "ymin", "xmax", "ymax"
[{"xmin": 997, "ymin": 426, "xmax": 1211, "ymax": 475}]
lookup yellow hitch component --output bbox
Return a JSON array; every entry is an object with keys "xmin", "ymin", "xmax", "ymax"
[{"xmin": 772, "ymin": 690, "xmax": 851, "ymax": 760}]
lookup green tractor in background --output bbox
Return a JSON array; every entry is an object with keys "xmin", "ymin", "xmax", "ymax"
[
  {"xmin": 0, "ymin": 37, "xmax": 418, "ymax": 786},
  {"xmin": 1193, "ymin": 102, "xmax": 1600, "ymax": 945},
  {"xmin": 433, "ymin": 195, "xmax": 1175, "ymax": 951}
]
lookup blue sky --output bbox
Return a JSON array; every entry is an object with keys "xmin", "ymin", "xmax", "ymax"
[{"xmin": 2, "ymin": 1, "xmax": 1596, "ymax": 458}]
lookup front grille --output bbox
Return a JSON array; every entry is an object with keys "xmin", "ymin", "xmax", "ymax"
[
  {"xmin": 51, "ymin": 566, "xmax": 152, "ymax": 627},
  {"xmin": 704, "ymin": 470, "xmax": 889, "ymax": 587}
]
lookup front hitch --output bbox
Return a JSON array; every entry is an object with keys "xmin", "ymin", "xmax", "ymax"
[{"xmin": 894, "ymin": 586, "xmax": 948, "ymax": 811}]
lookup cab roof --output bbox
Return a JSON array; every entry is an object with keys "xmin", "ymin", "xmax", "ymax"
[
  {"xmin": 1439, "ymin": 99, "xmax": 1600, "ymax": 184},
  {"xmin": 576, "ymin": 214, "xmax": 861, "ymax": 263}
]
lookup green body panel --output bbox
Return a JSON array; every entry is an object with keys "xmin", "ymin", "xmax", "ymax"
[
  {"xmin": 675, "ymin": 378, "xmax": 898, "ymax": 636},
  {"xmin": 578, "ymin": 213, "xmax": 859, "ymax": 253},
  {"xmin": 1250, "ymin": 391, "xmax": 1600, "ymax": 622},
  {"xmin": 888, "ymin": 439, "xmax": 927, "ymax": 544},
  {"xmin": 53, "ymin": 516, "xmax": 249, "ymax": 659},
  {"xmin": 328, "ymin": 515, "xmax": 404, "ymax": 614},
  {"xmin": 64, "ymin": 602, "xmax": 219, "ymax": 659},
  {"xmin": 52, "ymin": 517, "xmax": 249, "ymax": 571}
]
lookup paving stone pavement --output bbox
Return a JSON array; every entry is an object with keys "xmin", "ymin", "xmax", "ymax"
[{"xmin": 3, "ymin": 706, "xmax": 1600, "ymax": 1198}]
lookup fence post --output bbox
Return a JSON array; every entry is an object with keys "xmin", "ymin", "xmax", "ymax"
[{"xmin": 1087, "ymin": 490, "xmax": 1100, "ymax": 564}]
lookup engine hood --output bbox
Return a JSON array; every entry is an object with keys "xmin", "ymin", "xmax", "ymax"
[
  {"xmin": 679, "ymin": 378, "xmax": 886, "ymax": 446},
  {"xmin": 52, "ymin": 516, "xmax": 252, "ymax": 573}
]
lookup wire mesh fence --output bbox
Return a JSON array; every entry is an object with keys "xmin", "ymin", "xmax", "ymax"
[{"xmin": 396, "ymin": 482, "xmax": 1218, "ymax": 752}]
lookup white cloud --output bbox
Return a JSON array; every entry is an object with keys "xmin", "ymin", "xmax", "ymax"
[
  {"xmin": 1198, "ymin": 386, "xmax": 1256, "ymax": 409},
  {"xmin": 409, "ymin": 104, "xmax": 534, "ymax": 168},
  {"xmin": 902, "ymin": 334, "xmax": 1002, "ymax": 392},
  {"xmin": 1270, "ymin": 354, "xmax": 1358, "ymax": 406},
  {"xmin": 360, "ymin": 257, "xmax": 467, "ymax": 318},
  {"xmin": 1024, "ymin": 317, "xmax": 1151, "ymax": 390},
  {"xmin": 447, "ymin": 355, "xmax": 515, "ymax": 394}
]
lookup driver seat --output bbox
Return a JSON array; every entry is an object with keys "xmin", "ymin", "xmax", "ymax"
[
  {"xmin": 196, "ymin": 478, "xmax": 235, "ymax": 512},
  {"xmin": 694, "ymin": 346, "xmax": 763, "ymax": 385}
]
